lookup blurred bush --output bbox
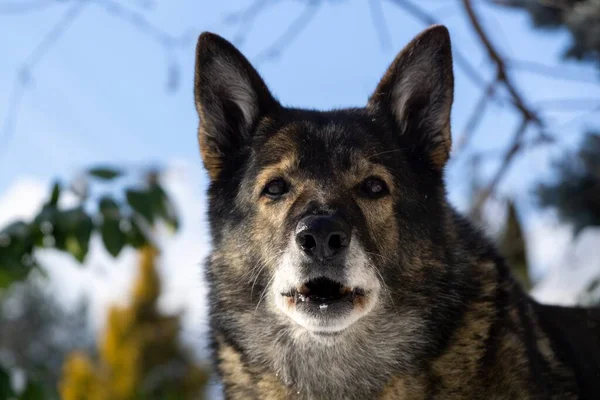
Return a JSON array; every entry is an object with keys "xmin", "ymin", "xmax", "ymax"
[
  {"xmin": 60, "ymin": 246, "xmax": 209, "ymax": 400},
  {"xmin": 536, "ymin": 132, "xmax": 600, "ymax": 236},
  {"xmin": 0, "ymin": 164, "xmax": 184, "ymax": 398},
  {"xmin": 501, "ymin": 0, "xmax": 600, "ymax": 67},
  {"xmin": 0, "ymin": 276, "xmax": 92, "ymax": 399}
]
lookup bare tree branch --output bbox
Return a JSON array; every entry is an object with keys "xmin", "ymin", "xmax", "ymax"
[
  {"xmin": 492, "ymin": 0, "xmax": 573, "ymax": 11},
  {"xmin": 534, "ymin": 98, "xmax": 600, "ymax": 110},
  {"xmin": 472, "ymin": 117, "xmax": 530, "ymax": 211},
  {"xmin": 453, "ymin": 80, "xmax": 498, "ymax": 156},
  {"xmin": 92, "ymin": 0, "xmax": 191, "ymax": 48},
  {"xmin": 0, "ymin": 1, "xmax": 87, "ymax": 159},
  {"xmin": 0, "ymin": 0, "xmax": 55, "ymax": 14},
  {"xmin": 507, "ymin": 58, "xmax": 600, "ymax": 85},
  {"xmin": 0, "ymin": 0, "xmax": 193, "ymax": 159},
  {"xmin": 458, "ymin": 0, "xmax": 561, "ymax": 212},
  {"xmin": 254, "ymin": 0, "xmax": 321, "ymax": 65},
  {"xmin": 223, "ymin": 0, "xmax": 274, "ymax": 46},
  {"xmin": 462, "ymin": 0, "xmax": 543, "ymax": 126},
  {"xmin": 368, "ymin": 0, "xmax": 392, "ymax": 50}
]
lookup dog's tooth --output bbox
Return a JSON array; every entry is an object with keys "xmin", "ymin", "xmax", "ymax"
[{"xmin": 339, "ymin": 286, "xmax": 351, "ymax": 295}]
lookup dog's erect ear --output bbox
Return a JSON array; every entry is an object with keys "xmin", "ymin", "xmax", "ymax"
[
  {"xmin": 194, "ymin": 32, "xmax": 279, "ymax": 180},
  {"xmin": 367, "ymin": 25, "xmax": 454, "ymax": 170}
]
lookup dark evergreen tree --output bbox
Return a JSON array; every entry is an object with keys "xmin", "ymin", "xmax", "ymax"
[
  {"xmin": 536, "ymin": 132, "xmax": 600, "ymax": 235},
  {"xmin": 500, "ymin": 0, "xmax": 600, "ymax": 68}
]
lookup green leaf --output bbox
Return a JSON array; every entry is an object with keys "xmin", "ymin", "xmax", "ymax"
[
  {"xmin": 101, "ymin": 217, "xmax": 126, "ymax": 258},
  {"xmin": 0, "ymin": 264, "xmax": 31, "ymax": 289},
  {"xmin": 0, "ymin": 366, "xmax": 15, "ymax": 399},
  {"xmin": 32, "ymin": 205, "xmax": 59, "ymax": 248},
  {"xmin": 126, "ymin": 189, "xmax": 154, "ymax": 224},
  {"xmin": 126, "ymin": 217, "xmax": 148, "ymax": 249},
  {"xmin": 0, "ymin": 221, "xmax": 36, "ymax": 278},
  {"xmin": 18, "ymin": 379, "xmax": 47, "ymax": 400},
  {"xmin": 87, "ymin": 167, "xmax": 123, "ymax": 180},
  {"xmin": 1, "ymin": 220, "xmax": 29, "ymax": 239},
  {"xmin": 99, "ymin": 197, "xmax": 119, "ymax": 217},
  {"xmin": 48, "ymin": 181, "xmax": 61, "ymax": 207},
  {"xmin": 150, "ymin": 184, "xmax": 179, "ymax": 232},
  {"xmin": 59, "ymin": 208, "xmax": 94, "ymax": 263},
  {"xmin": 0, "ymin": 222, "xmax": 36, "ymax": 286}
]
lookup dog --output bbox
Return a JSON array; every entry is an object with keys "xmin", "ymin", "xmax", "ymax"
[{"xmin": 193, "ymin": 25, "xmax": 600, "ymax": 399}]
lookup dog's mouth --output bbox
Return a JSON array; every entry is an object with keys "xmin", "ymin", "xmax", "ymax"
[{"xmin": 282, "ymin": 277, "xmax": 366, "ymax": 307}]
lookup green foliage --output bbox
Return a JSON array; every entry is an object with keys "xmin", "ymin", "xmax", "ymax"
[
  {"xmin": 126, "ymin": 184, "xmax": 179, "ymax": 232},
  {"xmin": 87, "ymin": 167, "xmax": 123, "ymax": 181},
  {"xmin": 0, "ymin": 165, "xmax": 181, "ymax": 398},
  {"xmin": 503, "ymin": 0, "xmax": 600, "ymax": 68},
  {"xmin": 18, "ymin": 381, "xmax": 49, "ymax": 400},
  {"xmin": 0, "ymin": 368, "xmax": 15, "ymax": 399},
  {"xmin": 536, "ymin": 132, "xmax": 600, "ymax": 235},
  {"xmin": 0, "ymin": 221, "xmax": 36, "ymax": 288},
  {"xmin": 0, "ymin": 165, "xmax": 179, "ymax": 290}
]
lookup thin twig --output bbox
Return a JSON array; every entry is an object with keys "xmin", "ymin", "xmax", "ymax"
[
  {"xmin": 254, "ymin": 0, "xmax": 321, "ymax": 65},
  {"xmin": 454, "ymin": 80, "xmax": 497, "ymax": 156},
  {"xmin": 459, "ymin": 0, "xmax": 554, "ymax": 212},
  {"xmin": 223, "ymin": 0, "xmax": 275, "ymax": 46},
  {"xmin": 472, "ymin": 118, "xmax": 530, "ymax": 211},
  {"xmin": 368, "ymin": 0, "xmax": 392, "ymax": 50},
  {"xmin": 0, "ymin": 1, "xmax": 87, "ymax": 158},
  {"xmin": 0, "ymin": 0, "xmax": 54, "ymax": 14},
  {"xmin": 492, "ymin": 0, "xmax": 572, "ymax": 11},
  {"xmin": 533, "ymin": 98, "xmax": 600, "ymax": 110},
  {"xmin": 462, "ymin": 0, "xmax": 543, "ymax": 126},
  {"xmin": 0, "ymin": 0, "xmax": 192, "ymax": 159},
  {"xmin": 92, "ymin": 0, "xmax": 191, "ymax": 48},
  {"xmin": 507, "ymin": 58, "xmax": 600, "ymax": 85}
]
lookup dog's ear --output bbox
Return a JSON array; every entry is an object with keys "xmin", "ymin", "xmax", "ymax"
[
  {"xmin": 194, "ymin": 32, "xmax": 279, "ymax": 180},
  {"xmin": 367, "ymin": 25, "xmax": 454, "ymax": 170}
]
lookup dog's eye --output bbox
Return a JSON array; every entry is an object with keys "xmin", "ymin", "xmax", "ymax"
[
  {"xmin": 360, "ymin": 177, "xmax": 389, "ymax": 198},
  {"xmin": 263, "ymin": 178, "xmax": 289, "ymax": 198}
]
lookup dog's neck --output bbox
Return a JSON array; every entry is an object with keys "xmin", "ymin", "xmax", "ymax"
[{"xmin": 247, "ymin": 304, "xmax": 429, "ymax": 398}]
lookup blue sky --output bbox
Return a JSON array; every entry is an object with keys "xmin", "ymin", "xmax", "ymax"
[{"xmin": 0, "ymin": 0, "xmax": 599, "ymax": 239}]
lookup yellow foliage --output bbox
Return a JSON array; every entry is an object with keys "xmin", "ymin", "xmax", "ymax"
[
  {"xmin": 500, "ymin": 201, "xmax": 531, "ymax": 290},
  {"xmin": 60, "ymin": 246, "xmax": 208, "ymax": 400},
  {"xmin": 132, "ymin": 246, "xmax": 161, "ymax": 311},
  {"xmin": 60, "ymin": 352, "xmax": 106, "ymax": 400}
]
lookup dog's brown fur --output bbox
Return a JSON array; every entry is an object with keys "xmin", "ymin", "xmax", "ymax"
[{"xmin": 194, "ymin": 25, "xmax": 600, "ymax": 399}]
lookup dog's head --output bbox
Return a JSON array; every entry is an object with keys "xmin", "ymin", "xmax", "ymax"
[{"xmin": 194, "ymin": 26, "xmax": 454, "ymax": 337}]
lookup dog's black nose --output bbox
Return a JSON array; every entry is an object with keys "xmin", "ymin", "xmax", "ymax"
[{"xmin": 295, "ymin": 215, "xmax": 351, "ymax": 261}]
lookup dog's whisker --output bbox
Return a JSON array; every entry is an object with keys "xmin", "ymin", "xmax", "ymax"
[
  {"xmin": 364, "ymin": 250, "xmax": 396, "ymax": 265},
  {"xmin": 255, "ymin": 274, "xmax": 276, "ymax": 314},
  {"xmin": 369, "ymin": 263, "xmax": 398, "ymax": 315},
  {"xmin": 365, "ymin": 147, "xmax": 410, "ymax": 160}
]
